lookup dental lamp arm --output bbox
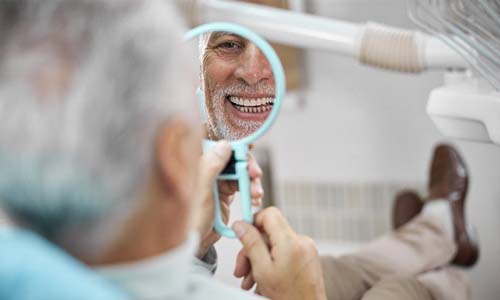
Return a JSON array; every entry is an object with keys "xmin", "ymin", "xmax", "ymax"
[{"xmin": 180, "ymin": 0, "xmax": 467, "ymax": 73}]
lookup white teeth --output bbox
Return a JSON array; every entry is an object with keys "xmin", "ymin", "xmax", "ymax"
[
  {"xmin": 229, "ymin": 96, "xmax": 275, "ymax": 107},
  {"xmin": 229, "ymin": 95, "xmax": 275, "ymax": 114},
  {"xmin": 233, "ymin": 104, "xmax": 274, "ymax": 114}
]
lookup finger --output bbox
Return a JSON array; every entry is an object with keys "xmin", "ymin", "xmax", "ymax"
[
  {"xmin": 254, "ymin": 207, "xmax": 292, "ymax": 232},
  {"xmin": 241, "ymin": 273, "xmax": 255, "ymax": 290},
  {"xmin": 234, "ymin": 248, "xmax": 251, "ymax": 278},
  {"xmin": 251, "ymin": 197, "xmax": 262, "ymax": 207},
  {"xmin": 232, "ymin": 221, "xmax": 272, "ymax": 274},
  {"xmin": 254, "ymin": 207, "xmax": 294, "ymax": 248},
  {"xmin": 247, "ymin": 152, "xmax": 263, "ymax": 179},
  {"xmin": 199, "ymin": 141, "xmax": 232, "ymax": 183},
  {"xmin": 250, "ymin": 178, "xmax": 264, "ymax": 200}
]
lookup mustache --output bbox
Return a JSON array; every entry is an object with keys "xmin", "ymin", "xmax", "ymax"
[{"xmin": 211, "ymin": 81, "xmax": 275, "ymax": 97}]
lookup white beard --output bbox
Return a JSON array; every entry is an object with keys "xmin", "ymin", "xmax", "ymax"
[{"xmin": 205, "ymin": 79, "xmax": 274, "ymax": 141}]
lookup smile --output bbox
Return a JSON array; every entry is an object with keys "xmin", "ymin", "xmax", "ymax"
[{"xmin": 227, "ymin": 96, "xmax": 274, "ymax": 113}]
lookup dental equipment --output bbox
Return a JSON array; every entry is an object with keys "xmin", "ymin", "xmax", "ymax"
[{"xmin": 409, "ymin": 0, "xmax": 500, "ymax": 145}]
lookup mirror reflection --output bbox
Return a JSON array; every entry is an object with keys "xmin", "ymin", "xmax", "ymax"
[{"xmin": 200, "ymin": 31, "xmax": 276, "ymax": 141}]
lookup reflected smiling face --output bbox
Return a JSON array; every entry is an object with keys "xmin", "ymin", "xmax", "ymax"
[{"xmin": 203, "ymin": 33, "xmax": 275, "ymax": 140}]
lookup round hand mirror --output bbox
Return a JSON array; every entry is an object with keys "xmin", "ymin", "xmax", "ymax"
[{"xmin": 184, "ymin": 22, "xmax": 285, "ymax": 238}]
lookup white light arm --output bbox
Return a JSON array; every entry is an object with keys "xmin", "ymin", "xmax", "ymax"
[{"xmin": 185, "ymin": 0, "xmax": 467, "ymax": 72}]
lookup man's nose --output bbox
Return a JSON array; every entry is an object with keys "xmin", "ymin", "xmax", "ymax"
[{"xmin": 234, "ymin": 46, "xmax": 273, "ymax": 86}]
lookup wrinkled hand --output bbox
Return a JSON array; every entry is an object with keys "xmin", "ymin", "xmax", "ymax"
[
  {"xmin": 195, "ymin": 141, "xmax": 264, "ymax": 258},
  {"xmin": 232, "ymin": 207, "xmax": 327, "ymax": 300}
]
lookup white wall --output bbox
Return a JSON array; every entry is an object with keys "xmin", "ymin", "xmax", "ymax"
[
  {"xmin": 263, "ymin": 0, "xmax": 445, "ymax": 183},
  {"xmin": 255, "ymin": 0, "xmax": 500, "ymax": 299}
]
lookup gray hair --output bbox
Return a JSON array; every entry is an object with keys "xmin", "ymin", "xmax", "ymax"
[{"xmin": 0, "ymin": 0, "xmax": 197, "ymax": 242}]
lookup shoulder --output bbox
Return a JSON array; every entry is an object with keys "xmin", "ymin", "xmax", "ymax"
[{"xmin": 0, "ymin": 227, "xmax": 127, "ymax": 300}]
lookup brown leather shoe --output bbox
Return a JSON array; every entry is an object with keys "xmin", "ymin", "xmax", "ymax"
[
  {"xmin": 392, "ymin": 190, "xmax": 423, "ymax": 229},
  {"xmin": 428, "ymin": 143, "xmax": 479, "ymax": 267}
]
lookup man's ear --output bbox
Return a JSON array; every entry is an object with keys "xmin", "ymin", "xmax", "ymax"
[{"xmin": 154, "ymin": 118, "xmax": 196, "ymax": 202}]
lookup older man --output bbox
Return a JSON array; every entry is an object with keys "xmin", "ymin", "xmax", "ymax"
[
  {"xmin": 0, "ymin": 1, "xmax": 326, "ymax": 300},
  {"xmin": 199, "ymin": 22, "xmax": 478, "ymax": 300},
  {"xmin": 201, "ymin": 33, "xmax": 275, "ymax": 141}
]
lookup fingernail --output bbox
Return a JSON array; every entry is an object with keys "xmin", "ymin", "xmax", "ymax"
[
  {"xmin": 233, "ymin": 222, "xmax": 247, "ymax": 238},
  {"xmin": 214, "ymin": 141, "xmax": 230, "ymax": 157}
]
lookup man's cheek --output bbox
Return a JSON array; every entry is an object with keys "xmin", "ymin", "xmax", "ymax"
[{"xmin": 207, "ymin": 63, "xmax": 234, "ymax": 83}]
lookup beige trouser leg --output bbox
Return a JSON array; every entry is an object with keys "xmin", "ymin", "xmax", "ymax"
[
  {"xmin": 321, "ymin": 214, "xmax": 458, "ymax": 300},
  {"xmin": 417, "ymin": 267, "xmax": 471, "ymax": 300},
  {"xmin": 361, "ymin": 277, "xmax": 433, "ymax": 300},
  {"xmin": 321, "ymin": 255, "xmax": 369, "ymax": 300},
  {"xmin": 359, "ymin": 267, "xmax": 471, "ymax": 300}
]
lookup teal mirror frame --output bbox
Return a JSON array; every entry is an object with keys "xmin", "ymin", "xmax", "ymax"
[{"xmin": 184, "ymin": 22, "xmax": 286, "ymax": 238}]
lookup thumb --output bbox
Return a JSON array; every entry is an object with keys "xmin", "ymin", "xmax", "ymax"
[
  {"xmin": 199, "ymin": 141, "xmax": 232, "ymax": 181},
  {"xmin": 232, "ymin": 221, "xmax": 272, "ymax": 275}
]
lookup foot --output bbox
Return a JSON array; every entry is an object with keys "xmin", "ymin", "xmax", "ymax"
[
  {"xmin": 427, "ymin": 143, "xmax": 479, "ymax": 267},
  {"xmin": 392, "ymin": 190, "xmax": 423, "ymax": 229}
]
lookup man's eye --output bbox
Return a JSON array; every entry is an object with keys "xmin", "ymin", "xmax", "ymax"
[{"xmin": 217, "ymin": 41, "xmax": 241, "ymax": 51}]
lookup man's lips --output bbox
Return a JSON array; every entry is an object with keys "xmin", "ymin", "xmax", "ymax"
[{"xmin": 225, "ymin": 95, "xmax": 274, "ymax": 122}]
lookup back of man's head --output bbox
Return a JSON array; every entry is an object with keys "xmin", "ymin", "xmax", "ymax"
[{"xmin": 0, "ymin": 0, "xmax": 197, "ymax": 248}]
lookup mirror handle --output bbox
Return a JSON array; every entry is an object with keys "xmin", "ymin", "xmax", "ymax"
[{"xmin": 213, "ymin": 161, "xmax": 253, "ymax": 238}]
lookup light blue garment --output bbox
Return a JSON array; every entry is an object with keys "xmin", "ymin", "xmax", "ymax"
[
  {"xmin": 97, "ymin": 232, "xmax": 265, "ymax": 300},
  {"xmin": 0, "ymin": 227, "xmax": 128, "ymax": 300}
]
